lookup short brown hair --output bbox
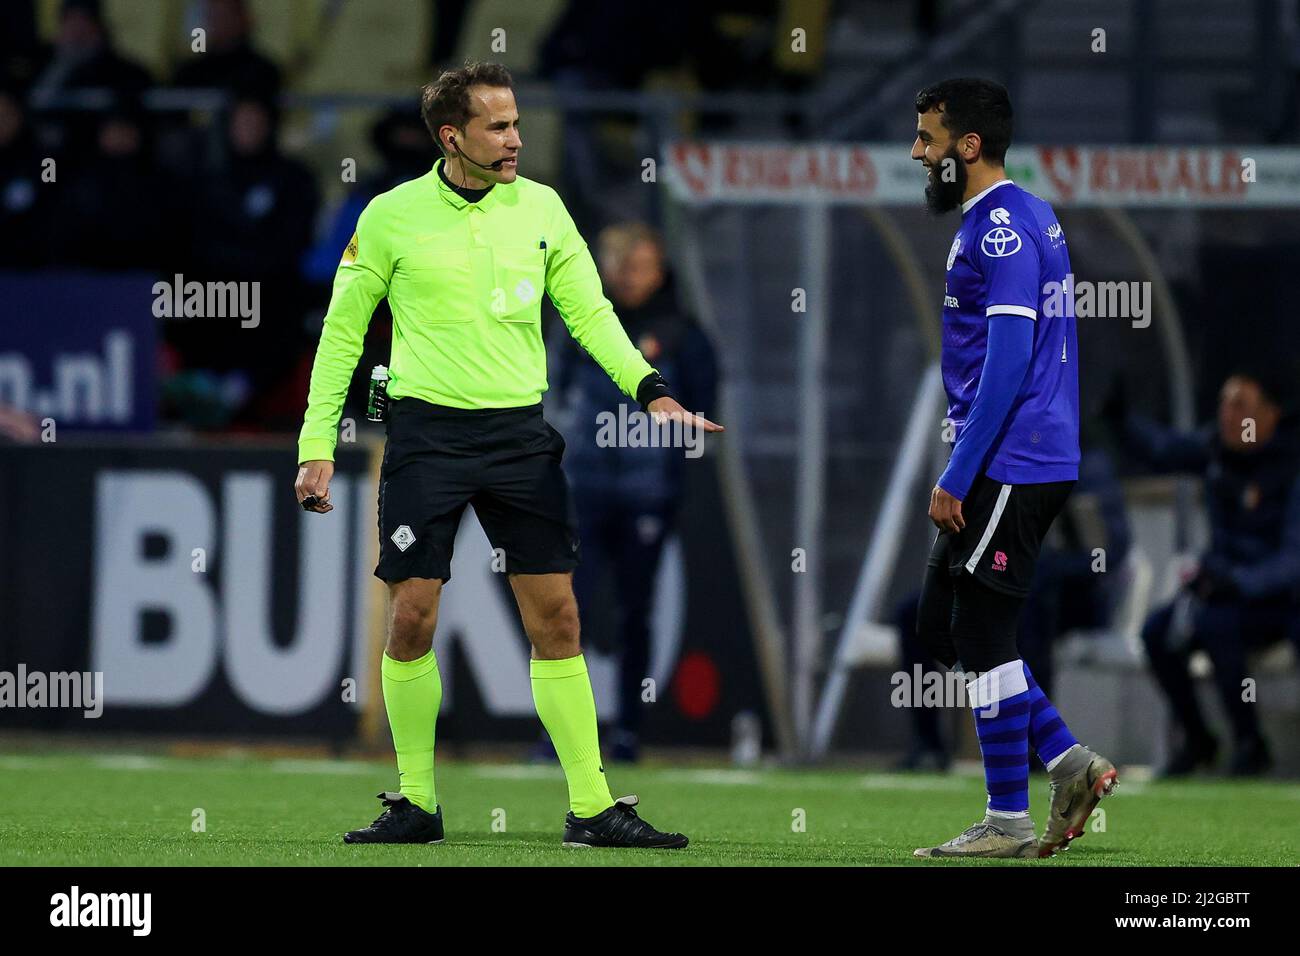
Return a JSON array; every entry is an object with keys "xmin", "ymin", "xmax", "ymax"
[{"xmin": 420, "ymin": 61, "xmax": 514, "ymax": 154}]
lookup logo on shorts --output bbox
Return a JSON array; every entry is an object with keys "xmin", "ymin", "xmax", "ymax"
[
  {"xmin": 992, "ymin": 550, "xmax": 1008, "ymax": 572},
  {"xmin": 391, "ymin": 524, "xmax": 416, "ymax": 552}
]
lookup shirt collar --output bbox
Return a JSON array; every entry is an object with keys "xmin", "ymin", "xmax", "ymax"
[
  {"xmin": 961, "ymin": 178, "xmax": 1013, "ymax": 214},
  {"xmin": 433, "ymin": 158, "xmax": 502, "ymax": 212}
]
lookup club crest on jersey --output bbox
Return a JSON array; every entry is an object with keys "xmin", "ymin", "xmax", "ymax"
[
  {"xmin": 981, "ymin": 227, "xmax": 1022, "ymax": 258},
  {"xmin": 946, "ymin": 236, "xmax": 962, "ymax": 271}
]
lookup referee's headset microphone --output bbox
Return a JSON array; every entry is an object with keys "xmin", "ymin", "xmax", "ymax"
[{"xmin": 449, "ymin": 135, "xmax": 507, "ymax": 177}]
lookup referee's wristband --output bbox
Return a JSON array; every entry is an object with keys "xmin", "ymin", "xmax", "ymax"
[{"xmin": 636, "ymin": 372, "xmax": 674, "ymax": 411}]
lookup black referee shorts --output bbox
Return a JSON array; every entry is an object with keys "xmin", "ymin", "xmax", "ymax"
[
  {"xmin": 374, "ymin": 398, "xmax": 581, "ymax": 584},
  {"xmin": 927, "ymin": 472, "xmax": 1075, "ymax": 597}
]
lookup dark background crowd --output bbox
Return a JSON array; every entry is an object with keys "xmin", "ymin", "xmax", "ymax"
[{"xmin": 0, "ymin": 0, "xmax": 820, "ymax": 431}]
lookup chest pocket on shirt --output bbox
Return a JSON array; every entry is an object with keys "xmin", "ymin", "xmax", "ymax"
[
  {"xmin": 398, "ymin": 248, "xmax": 476, "ymax": 324},
  {"xmin": 490, "ymin": 245, "xmax": 546, "ymax": 324}
]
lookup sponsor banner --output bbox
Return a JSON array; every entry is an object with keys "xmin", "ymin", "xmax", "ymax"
[
  {"xmin": 0, "ymin": 444, "xmax": 768, "ymax": 747},
  {"xmin": 664, "ymin": 142, "xmax": 1300, "ymax": 207},
  {"xmin": 0, "ymin": 273, "xmax": 157, "ymax": 432},
  {"xmin": 0, "ymin": 444, "xmax": 375, "ymax": 738}
]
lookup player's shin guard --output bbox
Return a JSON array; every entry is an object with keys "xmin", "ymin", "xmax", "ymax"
[
  {"xmin": 1022, "ymin": 662, "xmax": 1079, "ymax": 769},
  {"xmin": 381, "ymin": 649, "xmax": 441, "ymax": 813},
  {"xmin": 531, "ymin": 655, "xmax": 615, "ymax": 817},
  {"xmin": 968, "ymin": 660, "xmax": 1033, "ymax": 815}
]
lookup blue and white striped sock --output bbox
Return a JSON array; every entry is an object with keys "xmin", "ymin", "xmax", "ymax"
[
  {"xmin": 1022, "ymin": 662, "xmax": 1080, "ymax": 770},
  {"xmin": 968, "ymin": 660, "xmax": 1032, "ymax": 815}
]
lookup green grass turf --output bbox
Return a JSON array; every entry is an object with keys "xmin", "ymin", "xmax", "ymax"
[{"xmin": 1, "ymin": 752, "xmax": 1295, "ymax": 866}]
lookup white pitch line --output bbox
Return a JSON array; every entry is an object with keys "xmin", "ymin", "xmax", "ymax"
[
  {"xmin": 859, "ymin": 774, "xmax": 970, "ymax": 792},
  {"xmin": 268, "ymin": 759, "xmax": 377, "ymax": 775},
  {"xmin": 91, "ymin": 755, "xmax": 168, "ymax": 771},
  {"xmin": 469, "ymin": 764, "xmax": 566, "ymax": 780},
  {"xmin": 657, "ymin": 769, "xmax": 766, "ymax": 786}
]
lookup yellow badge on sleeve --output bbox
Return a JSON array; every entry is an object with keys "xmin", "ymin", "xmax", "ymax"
[{"xmin": 341, "ymin": 232, "xmax": 359, "ymax": 265}]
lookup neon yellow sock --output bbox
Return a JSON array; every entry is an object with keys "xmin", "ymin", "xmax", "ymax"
[
  {"xmin": 381, "ymin": 649, "xmax": 440, "ymax": 813},
  {"xmin": 531, "ymin": 654, "xmax": 614, "ymax": 817}
]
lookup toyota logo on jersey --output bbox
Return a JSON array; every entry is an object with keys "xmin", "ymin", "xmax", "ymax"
[{"xmin": 981, "ymin": 227, "xmax": 1022, "ymax": 257}]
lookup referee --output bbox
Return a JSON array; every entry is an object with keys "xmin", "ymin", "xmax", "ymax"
[{"xmin": 293, "ymin": 62, "xmax": 721, "ymax": 848}]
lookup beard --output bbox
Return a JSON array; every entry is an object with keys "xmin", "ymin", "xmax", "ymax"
[{"xmin": 923, "ymin": 145, "xmax": 967, "ymax": 214}]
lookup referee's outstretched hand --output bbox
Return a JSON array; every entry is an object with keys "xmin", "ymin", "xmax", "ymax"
[
  {"xmin": 647, "ymin": 397, "xmax": 725, "ymax": 433},
  {"xmin": 928, "ymin": 484, "xmax": 965, "ymax": 534},
  {"xmin": 296, "ymin": 460, "xmax": 335, "ymax": 514}
]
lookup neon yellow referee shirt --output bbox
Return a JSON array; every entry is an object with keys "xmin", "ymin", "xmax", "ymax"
[{"xmin": 297, "ymin": 159, "xmax": 657, "ymax": 464}]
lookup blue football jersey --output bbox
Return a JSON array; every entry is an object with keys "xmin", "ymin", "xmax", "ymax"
[{"xmin": 941, "ymin": 179, "xmax": 1080, "ymax": 484}]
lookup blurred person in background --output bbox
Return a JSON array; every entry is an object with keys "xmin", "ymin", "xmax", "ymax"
[
  {"xmin": 1115, "ymin": 368, "xmax": 1300, "ymax": 777},
  {"xmin": 48, "ymin": 94, "xmax": 165, "ymax": 271},
  {"xmin": 163, "ymin": 93, "xmax": 317, "ymax": 430},
  {"xmin": 0, "ymin": 3, "xmax": 45, "ymax": 91},
  {"xmin": 30, "ymin": 0, "xmax": 152, "ymax": 103},
  {"xmin": 544, "ymin": 222, "xmax": 719, "ymax": 762},
  {"xmin": 190, "ymin": 94, "xmax": 317, "ymax": 280},
  {"xmin": 171, "ymin": 0, "xmax": 282, "ymax": 99},
  {"xmin": 0, "ymin": 78, "xmax": 55, "ymax": 270}
]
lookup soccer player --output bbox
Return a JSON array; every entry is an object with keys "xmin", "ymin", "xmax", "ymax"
[
  {"xmin": 293, "ymin": 62, "xmax": 721, "ymax": 848},
  {"xmin": 907, "ymin": 78, "xmax": 1117, "ymax": 858}
]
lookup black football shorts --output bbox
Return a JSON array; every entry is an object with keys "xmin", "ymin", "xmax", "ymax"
[
  {"xmin": 374, "ymin": 398, "xmax": 581, "ymax": 583},
  {"xmin": 927, "ymin": 472, "xmax": 1075, "ymax": 596}
]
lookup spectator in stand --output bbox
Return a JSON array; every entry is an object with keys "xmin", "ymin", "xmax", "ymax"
[
  {"xmin": 163, "ymin": 93, "xmax": 317, "ymax": 430},
  {"xmin": 48, "ymin": 95, "xmax": 165, "ymax": 271},
  {"xmin": 0, "ymin": 79, "xmax": 56, "ymax": 270},
  {"xmin": 30, "ymin": 0, "xmax": 152, "ymax": 104},
  {"xmin": 190, "ymin": 94, "xmax": 317, "ymax": 279},
  {"xmin": 1116, "ymin": 368, "xmax": 1300, "ymax": 778},
  {"xmin": 172, "ymin": 0, "xmax": 282, "ymax": 99},
  {"xmin": 541, "ymin": 222, "xmax": 719, "ymax": 762}
]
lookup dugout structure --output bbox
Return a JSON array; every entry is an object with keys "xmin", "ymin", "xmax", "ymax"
[{"xmin": 662, "ymin": 141, "xmax": 1300, "ymax": 760}]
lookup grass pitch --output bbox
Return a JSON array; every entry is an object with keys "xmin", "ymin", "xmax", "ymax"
[{"xmin": 1, "ymin": 751, "xmax": 1294, "ymax": 866}]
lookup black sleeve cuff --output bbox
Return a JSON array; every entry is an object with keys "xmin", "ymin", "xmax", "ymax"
[{"xmin": 635, "ymin": 372, "xmax": 674, "ymax": 411}]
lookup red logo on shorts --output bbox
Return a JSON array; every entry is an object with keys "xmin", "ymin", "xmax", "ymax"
[{"xmin": 992, "ymin": 550, "xmax": 1008, "ymax": 572}]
